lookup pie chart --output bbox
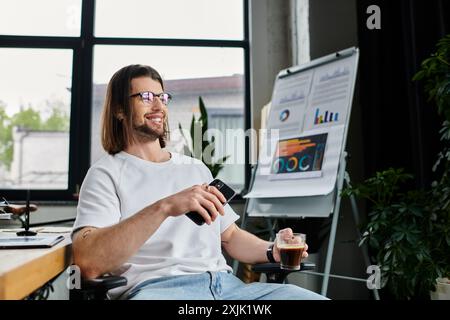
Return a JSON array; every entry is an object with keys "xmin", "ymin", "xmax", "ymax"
[{"xmin": 279, "ymin": 109, "xmax": 290, "ymax": 122}]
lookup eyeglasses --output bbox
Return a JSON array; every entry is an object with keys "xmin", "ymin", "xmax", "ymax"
[{"xmin": 129, "ymin": 91, "xmax": 172, "ymax": 106}]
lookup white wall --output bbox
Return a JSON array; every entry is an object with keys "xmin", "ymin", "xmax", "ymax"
[{"xmin": 250, "ymin": 0, "xmax": 293, "ymax": 132}]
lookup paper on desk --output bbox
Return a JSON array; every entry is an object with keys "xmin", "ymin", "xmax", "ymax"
[{"xmin": 0, "ymin": 226, "xmax": 72, "ymax": 233}]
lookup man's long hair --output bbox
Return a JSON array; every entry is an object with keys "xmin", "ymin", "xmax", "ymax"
[{"xmin": 101, "ymin": 64, "xmax": 169, "ymax": 154}]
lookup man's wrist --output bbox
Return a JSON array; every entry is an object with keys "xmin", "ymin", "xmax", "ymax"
[
  {"xmin": 151, "ymin": 199, "xmax": 170, "ymax": 219},
  {"xmin": 266, "ymin": 243, "xmax": 276, "ymax": 263}
]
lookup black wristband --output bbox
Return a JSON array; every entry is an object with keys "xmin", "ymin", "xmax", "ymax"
[{"xmin": 266, "ymin": 243, "xmax": 276, "ymax": 263}]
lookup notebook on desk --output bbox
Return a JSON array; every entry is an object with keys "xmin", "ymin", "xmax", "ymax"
[{"xmin": 0, "ymin": 234, "xmax": 64, "ymax": 249}]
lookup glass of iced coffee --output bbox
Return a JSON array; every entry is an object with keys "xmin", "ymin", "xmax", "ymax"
[{"xmin": 276, "ymin": 232, "xmax": 306, "ymax": 270}]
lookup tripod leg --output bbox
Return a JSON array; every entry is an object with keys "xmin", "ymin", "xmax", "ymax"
[
  {"xmin": 320, "ymin": 189, "xmax": 341, "ymax": 296},
  {"xmin": 345, "ymin": 172, "xmax": 380, "ymax": 300},
  {"xmin": 321, "ymin": 154, "xmax": 348, "ymax": 296},
  {"xmin": 267, "ymin": 218, "xmax": 276, "ymax": 241}
]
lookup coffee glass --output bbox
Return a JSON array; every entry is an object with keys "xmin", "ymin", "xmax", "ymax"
[{"xmin": 276, "ymin": 232, "xmax": 306, "ymax": 270}]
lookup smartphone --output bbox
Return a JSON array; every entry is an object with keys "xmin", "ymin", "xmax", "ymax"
[{"xmin": 185, "ymin": 179, "xmax": 236, "ymax": 225}]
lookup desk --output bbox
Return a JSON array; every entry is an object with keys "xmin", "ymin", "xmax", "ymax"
[{"xmin": 0, "ymin": 234, "xmax": 72, "ymax": 300}]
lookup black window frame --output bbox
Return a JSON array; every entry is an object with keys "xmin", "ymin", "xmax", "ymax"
[{"xmin": 0, "ymin": 0, "xmax": 250, "ymax": 202}]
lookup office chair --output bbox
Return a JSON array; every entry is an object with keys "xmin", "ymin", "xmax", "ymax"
[
  {"xmin": 252, "ymin": 262, "xmax": 315, "ymax": 283},
  {"xmin": 69, "ymin": 262, "xmax": 315, "ymax": 300},
  {"xmin": 69, "ymin": 274, "xmax": 127, "ymax": 300}
]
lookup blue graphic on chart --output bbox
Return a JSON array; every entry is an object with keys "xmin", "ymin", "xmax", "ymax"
[
  {"xmin": 314, "ymin": 108, "xmax": 339, "ymax": 125},
  {"xmin": 303, "ymin": 62, "xmax": 353, "ymax": 131},
  {"xmin": 279, "ymin": 109, "xmax": 290, "ymax": 122},
  {"xmin": 269, "ymin": 133, "xmax": 328, "ymax": 180}
]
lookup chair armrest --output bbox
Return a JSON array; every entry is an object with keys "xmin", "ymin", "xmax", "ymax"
[
  {"xmin": 251, "ymin": 262, "xmax": 316, "ymax": 284},
  {"xmin": 252, "ymin": 262, "xmax": 315, "ymax": 273}
]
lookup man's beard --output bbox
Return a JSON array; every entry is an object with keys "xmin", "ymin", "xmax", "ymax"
[{"xmin": 133, "ymin": 123, "xmax": 165, "ymax": 142}]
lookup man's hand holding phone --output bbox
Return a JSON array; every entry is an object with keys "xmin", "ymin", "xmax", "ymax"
[
  {"xmin": 185, "ymin": 179, "xmax": 236, "ymax": 225},
  {"xmin": 157, "ymin": 179, "xmax": 235, "ymax": 225}
]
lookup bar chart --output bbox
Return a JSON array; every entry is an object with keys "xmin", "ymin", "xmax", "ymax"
[{"xmin": 314, "ymin": 108, "xmax": 339, "ymax": 125}]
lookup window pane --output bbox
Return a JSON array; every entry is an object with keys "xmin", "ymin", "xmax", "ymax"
[
  {"xmin": 0, "ymin": 0, "xmax": 81, "ymax": 36},
  {"xmin": 92, "ymin": 45, "xmax": 245, "ymax": 190},
  {"xmin": 0, "ymin": 48, "xmax": 72, "ymax": 189},
  {"xmin": 95, "ymin": 0, "xmax": 244, "ymax": 40}
]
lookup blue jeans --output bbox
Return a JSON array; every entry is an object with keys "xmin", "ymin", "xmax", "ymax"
[{"xmin": 127, "ymin": 271, "xmax": 328, "ymax": 300}]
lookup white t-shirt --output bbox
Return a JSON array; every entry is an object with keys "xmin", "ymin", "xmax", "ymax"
[{"xmin": 72, "ymin": 151, "xmax": 239, "ymax": 299}]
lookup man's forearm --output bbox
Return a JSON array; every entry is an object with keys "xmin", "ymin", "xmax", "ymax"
[
  {"xmin": 73, "ymin": 200, "xmax": 169, "ymax": 279},
  {"xmin": 222, "ymin": 226, "xmax": 272, "ymax": 264}
]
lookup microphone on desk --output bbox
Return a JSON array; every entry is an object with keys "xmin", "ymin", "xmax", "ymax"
[{"xmin": 16, "ymin": 190, "xmax": 37, "ymax": 237}]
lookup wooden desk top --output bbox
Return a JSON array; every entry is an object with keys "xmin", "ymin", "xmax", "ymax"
[{"xmin": 0, "ymin": 234, "xmax": 72, "ymax": 300}]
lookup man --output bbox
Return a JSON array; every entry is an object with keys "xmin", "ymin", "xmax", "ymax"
[{"xmin": 72, "ymin": 64, "xmax": 326, "ymax": 300}]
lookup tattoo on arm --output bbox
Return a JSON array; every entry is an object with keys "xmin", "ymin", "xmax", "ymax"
[{"xmin": 81, "ymin": 228, "xmax": 93, "ymax": 239}]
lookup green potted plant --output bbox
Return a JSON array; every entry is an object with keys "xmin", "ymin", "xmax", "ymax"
[
  {"xmin": 343, "ymin": 34, "xmax": 450, "ymax": 300},
  {"xmin": 342, "ymin": 168, "xmax": 444, "ymax": 299},
  {"xmin": 178, "ymin": 96, "xmax": 229, "ymax": 177},
  {"xmin": 413, "ymin": 33, "xmax": 450, "ymax": 299}
]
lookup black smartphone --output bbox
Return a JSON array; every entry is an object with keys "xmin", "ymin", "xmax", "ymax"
[{"xmin": 185, "ymin": 179, "xmax": 236, "ymax": 225}]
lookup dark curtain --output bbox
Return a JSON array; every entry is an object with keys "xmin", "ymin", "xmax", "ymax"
[{"xmin": 356, "ymin": 0, "xmax": 450, "ymax": 188}]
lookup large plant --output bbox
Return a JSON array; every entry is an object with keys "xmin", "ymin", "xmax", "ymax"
[
  {"xmin": 413, "ymin": 35, "xmax": 450, "ymax": 241},
  {"xmin": 413, "ymin": 34, "xmax": 450, "ymax": 123},
  {"xmin": 178, "ymin": 97, "xmax": 229, "ymax": 177},
  {"xmin": 342, "ymin": 169, "xmax": 440, "ymax": 299},
  {"xmin": 413, "ymin": 33, "xmax": 450, "ymax": 298},
  {"xmin": 343, "ymin": 34, "xmax": 450, "ymax": 299}
]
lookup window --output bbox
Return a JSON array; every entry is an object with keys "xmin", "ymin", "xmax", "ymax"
[
  {"xmin": 0, "ymin": 0, "xmax": 81, "ymax": 36},
  {"xmin": 0, "ymin": 48, "xmax": 72, "ymax": 190},
  {"xmin": 94, "ymin": 0, "xmax": 243, "ymax": 40},
  {"xmin": 0, "ymin": 0, "xmax": 249, "ymax": 201}
]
